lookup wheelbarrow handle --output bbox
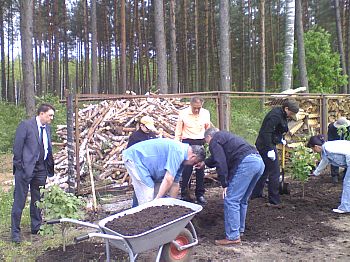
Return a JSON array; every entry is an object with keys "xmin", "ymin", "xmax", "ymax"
[
  {"xmin": 46, "ymin": 218, "xmax": 100, "ymax": 229},
  {"xmin": 75, "ymin": 232, "xmax": 125, "ymax": 242},
  {"xmin": 75, "ymin": 234, "xmax": 90, "ymax": 242},
  {"xmin": 47, "ymin": 219, "xmax": 61, "ymax": 225}
]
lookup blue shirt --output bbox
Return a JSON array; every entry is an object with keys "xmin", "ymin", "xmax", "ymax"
[
  {"xmin": 314, "ymin": 140, "xmax": 350, "ymax": 176},
  {"xmin": 122, "ymin": 138, "xmax": 189, "ymax": 187}
]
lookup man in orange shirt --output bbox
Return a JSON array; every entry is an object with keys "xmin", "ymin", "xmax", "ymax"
[{"xmin": 175, "ymin": 97, "xmax": 211, "ymax": 204}]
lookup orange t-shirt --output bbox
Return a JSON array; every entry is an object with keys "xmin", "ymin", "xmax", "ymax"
[{"xmin": 175, "ymin": 107, "xmax": 211, "ymax": 141}]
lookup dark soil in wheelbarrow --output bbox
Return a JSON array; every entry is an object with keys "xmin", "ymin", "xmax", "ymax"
[{"xmin": 36, "ymin": 173, "xmax": 350, "ymax": 261}]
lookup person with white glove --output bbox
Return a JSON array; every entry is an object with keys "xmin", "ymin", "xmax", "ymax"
[{"xmin": 251, "ymin": 99, "xmax": 299, "ymax": 207}]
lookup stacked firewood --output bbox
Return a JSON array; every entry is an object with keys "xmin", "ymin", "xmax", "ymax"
[{"xmin": 50, "ymin": 97, "xmax": 189, "ymax": 190}]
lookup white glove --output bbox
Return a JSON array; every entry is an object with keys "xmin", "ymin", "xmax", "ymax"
[
  {"xmin": 267, "ymin": 150, "xmax": 276, "ymax": 161},
  {"xmin": 281, "ymin": 138, "xmax": 287, "ymax": 145}
]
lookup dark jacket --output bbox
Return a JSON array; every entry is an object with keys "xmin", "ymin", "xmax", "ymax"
[
  {"xmin": 204, "ymin": 131, "xmax": 257, "ymax": 188},
  {"xmin": 328, "ymin": 123, "xmax": 350, "ymax": 141},
  {"xmin": 255, "ymin": 107, "xmax": 288, "ymax": 151},
  {"xmin": 13, "ymin": 117, "xmax": 54, "ymax": 180},
  {"xmin": 127, "ymin": 128, "xmax": 156, "ymax": 148}
]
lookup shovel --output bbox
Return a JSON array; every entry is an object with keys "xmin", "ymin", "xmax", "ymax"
[{"xmin": 279, "ymin": 143, "xmax": 290, "ymax": 195}]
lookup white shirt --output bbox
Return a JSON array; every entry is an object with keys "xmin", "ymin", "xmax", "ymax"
[{"xmin": 36, "ymin": 116, "xmax": 48, "ymax": 159}]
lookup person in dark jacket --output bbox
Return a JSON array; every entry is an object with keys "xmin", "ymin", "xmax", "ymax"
[
  {"xmin": 327, "ymin": 117, "xmax": 350, "ymax": 183},
  {"xmin": 251, "ymin": 99, "xmax": 299, "ymax": 207},
  {"xmin": 127, "ymin": 115, "xmax": 157, "ymax": 148},
  {"xmin": 201, "ymin": 128, "xmax": 264, "ymax": 246},
  {"xmin": 11, "ymin": 103, "xmax": 55, "ymax": 243}
]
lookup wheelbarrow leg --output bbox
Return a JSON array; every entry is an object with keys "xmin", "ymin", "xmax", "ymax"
[
  {"xmin": 105, "ymin": 239, "xmax": 110, "ymax": 262},
  {"xmin": 155, "ymin": 245, "xmax": 164, "ymax": 262}
]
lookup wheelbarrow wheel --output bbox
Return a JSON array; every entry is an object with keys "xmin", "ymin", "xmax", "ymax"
[{"xmin": 160, "ymin": 228, "xmax": 194, "ymax": 262}]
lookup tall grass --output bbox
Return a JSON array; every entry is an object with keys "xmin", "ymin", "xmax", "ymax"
[
  {"xmin": 0, "ymin": 103, "xmax": 26, "ymax": 153},
  {"xmin": 230, "ymin": 98, "xmax": 269, "ymax": 144}
]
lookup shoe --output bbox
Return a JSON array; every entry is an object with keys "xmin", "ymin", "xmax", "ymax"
[
  {"xmin": 215, "ymin": 238, "xmax": 241, "ymax": 246},
  {"xmin": 332, "ymin": 208, "xmax": 348, "ymax": 214},
  {"xmin": 266, "ymin": 203, "xmax": 284, "ymax": 209},
  {"xmin": 12, "ymin": 237, "xmax": 21, "ymax": 244},
  {"xmin": 31, "ymin": 230, "xmax": 40, "ymax": 235},
  {"xmin": 332, "ymin": 176, "xmax": 339, "ymax": 184},
  {"xmin": 196, "ymin": 196, "xmax": 207, "ymax": 205}
]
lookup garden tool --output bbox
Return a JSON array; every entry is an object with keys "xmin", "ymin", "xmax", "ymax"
[{"xmin": 279, "ymin": 143, "xmax": 290, "ymax": 195}]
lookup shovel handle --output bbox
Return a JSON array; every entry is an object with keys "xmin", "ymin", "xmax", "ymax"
[{"xmin": 47, "ymin": 219, "xmax": 61, "ymax": 225}]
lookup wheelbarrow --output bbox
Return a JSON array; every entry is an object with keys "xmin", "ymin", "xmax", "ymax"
[{"xmin": 48, "ymin": 198, "xmax": 203, "ymax": 262}]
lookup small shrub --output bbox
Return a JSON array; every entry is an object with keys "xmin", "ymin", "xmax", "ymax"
[
  {"xmin": 290, "ymin": 145, "xmax": 320, "ymax": 198},
  {"xmin": 36, "ymin": 185, "xmax": 85, "ymax": 251}
]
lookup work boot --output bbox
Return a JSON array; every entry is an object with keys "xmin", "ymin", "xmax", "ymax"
[{"xmin": 332, "ymin": 176, "xmax": 339, "ymax": 184}]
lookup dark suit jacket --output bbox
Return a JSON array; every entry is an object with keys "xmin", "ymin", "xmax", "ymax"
[{"xmin": 13, "ymin": 116, "xmax": 54, "ymax": 180}]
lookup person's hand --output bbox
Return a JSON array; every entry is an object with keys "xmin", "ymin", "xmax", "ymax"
[
  {"xmin": 281, "ymin": 138, "xmax": 287, "ymax": 145},
  {"xmin": 194, "ymin": 161, "xmax": 205, "ymax": 169},
  {"xmin": 222, "ymin": 187, "xmax": 227, "ymax": 199},
  {"xmin": 267, "ymin": 150, "xmax": 276, "ymax": 161}
]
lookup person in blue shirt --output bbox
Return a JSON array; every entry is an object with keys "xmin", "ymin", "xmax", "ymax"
[
  {"xmin": 122, "ymin": 138, "xmax": 206, "ymax": 206},
  {"xmin": 308, "ymin": 135, "xmax": 350, "ymax": 213}
]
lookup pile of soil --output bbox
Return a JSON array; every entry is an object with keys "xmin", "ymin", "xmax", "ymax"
[
  {"xmin": 36, "ymin": 173, "xmax": 350, "ymax": 261},
  {"xmin": 105, "ymin": 205, "xmax": 193, "ymax": 235}
]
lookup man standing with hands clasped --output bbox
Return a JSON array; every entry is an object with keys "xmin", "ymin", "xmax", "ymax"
[
  {"xmin": 11, "ymin": 103, "xmax": 55, "ymax": 243},
  {"xmin": 251, "ymin": 99, "xmax": 299, "ymax": 208},
  {"xmin": 175, "ymin": 97, "xmax": 211, "ymax": 205}
]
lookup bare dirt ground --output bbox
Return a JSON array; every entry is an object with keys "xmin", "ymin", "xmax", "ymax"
[{"xmin": 33, "ymin": 172, "xmax": 350, "ymax": 261}]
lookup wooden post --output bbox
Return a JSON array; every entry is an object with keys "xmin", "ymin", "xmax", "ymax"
[
  {"xmin": 66, "ymin": 88, "xmax": 75, "ymax": 194},
  {"xmin": 320, "ymin": 95, "xmax": 328, "ymax": 139},
  {"xmin": 218, "ymin": 93, "xmax": 230, "ymax": 131},
  {"xmin": 75, "ymin": 95, "xmax": 81, "ymax": 195}
]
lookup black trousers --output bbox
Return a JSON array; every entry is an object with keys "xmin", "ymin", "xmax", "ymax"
[
  {"xmin": 11, "ymin": 162, "xmax": 46, "ymax": 240},
  {"xmin": 251, "ymin": 147, "xmax": 281, "ymax": 205},
  {"xmin": 180, "ymin": 139, "xmax": 205, "ymax": 198}
]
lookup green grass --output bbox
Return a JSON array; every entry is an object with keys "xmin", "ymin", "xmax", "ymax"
[
  {"xmin": 0, "ymin": 186, "xmax": 81, "ymax": 261},
  {"xmin": 230, "ymin": 98, "xmax": 269, "ymax": 145}
]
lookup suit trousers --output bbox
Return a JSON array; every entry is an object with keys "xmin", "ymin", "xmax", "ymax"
[{"xmin": 11, "ymin": 165, "xmax": 46, "ymax": 240}]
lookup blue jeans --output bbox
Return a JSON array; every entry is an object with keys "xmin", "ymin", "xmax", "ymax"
[
  {"xmin": 339, "ymin": 168, "xmax": 350, "ymax": 211},
  {"xmin": 224, "ymin": 154, "xmax": 265, "ymax": 240}
]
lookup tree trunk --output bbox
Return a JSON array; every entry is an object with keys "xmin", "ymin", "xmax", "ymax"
[
  {"xmin": 219, "ymin": 0, "xmax": 231, "ymax": 130},
  {"xmin": 260, "ymin": 0, "xmax": 266, "ymax": 94},
  {"xmin": 91, "ymin": 0, "xmax": 98, "ymax": 94},
  {"xmin": 334, "ymin": 0, "xmax": 348, "ymax": 93},
  {"xmin": 295, "ymin": 0, "xmax": 308, "ymax": 91},
  {"xmin": 120, "ymin": 0, "xmax": 127, "ymax": 93},
  {"xmin": 169, "ymin": 0, "xmax": 178, "ymax": 94},
  {"xmin": 0, "ymin": 5, "xmax": 6, "ymax": 100},
  {"xmin": 83, "ymin": 0, "xmax": 90, "ymax": 93},
  {"xmin": 154, "ymin": 0, "xmax": 168, "ymax": 94},
  {"xmin": 281, "ymin": 0, "xmax": 295, "ymax": 91},
  {"xmin": 20, "ymin": 0, "xmax": 36, "ymax": 116},
  {"xmin": 194, "ymin": 0, "xmax": 199, "ymax": 92},
  {"xmin": 204, "ymin": 0, "xmax": 210, "ymax": 91}
]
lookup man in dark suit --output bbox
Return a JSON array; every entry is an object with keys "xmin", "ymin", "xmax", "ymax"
[{"xmin": 11, "ymin": 103, "xmax": 55, "ymax": 243}]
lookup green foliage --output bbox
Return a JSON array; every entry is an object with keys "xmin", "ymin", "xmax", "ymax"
[
  {"xmin": 303, "ymin": 27, "xmax": 348, "ymax": 93},
  {"xmin": 291, "ymin": 145, "xmax": 319, "ymax": 182},
  {"xmin": 272, "ymin": 26, "xmax": 348, "ymax": 93},
  {"xmin": 0, "ymin": 186, "xmax": 30, "ymax": 228},
  {"xmin": 230, "ymin": 99, "xmax": 269, "ymax": 144},
  {"xmin": 0, "ymin": 103, "xmax": 26, "ymax": 153},
  {"xmin": 337, "ymin": 126, "xmax": 350, "ymax": 141},
  {"xmin": 36, "ymin": 185, "xmax": 85, "ymax": 236}
]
